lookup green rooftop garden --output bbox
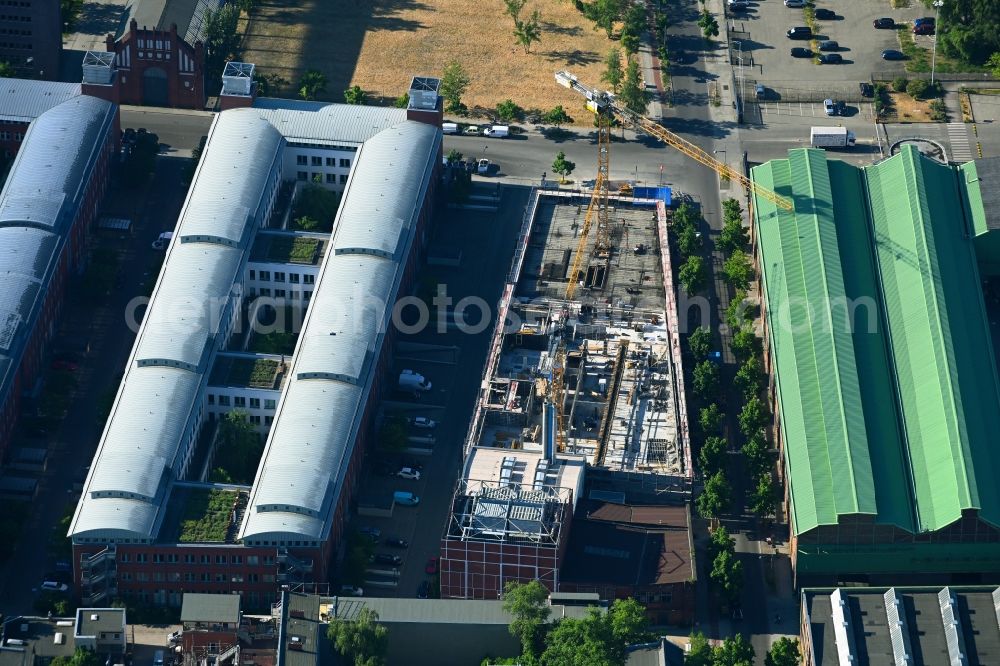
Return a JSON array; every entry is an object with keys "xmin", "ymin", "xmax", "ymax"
[
  {"xmin": 178, "ymin": 488, "xmax": 238, "ymax": 543},
  {"xmin": 268, "ymin": 236, "xmax": 321, "ymax": 264}
]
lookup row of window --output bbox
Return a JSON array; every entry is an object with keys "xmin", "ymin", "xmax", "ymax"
[
  {"xmin": 296, "ymin": 155, "xmax": 351, "ymax": 168},
  {"xmin": 0, "ymin": 131, "xmax": 24, "ymax": 141},
  {"xmin": 208, "ymin": 395, "xmax": 277, "ymax": 410},
  {"xmin": 0, "ymin": 15, "xmax": 31, "ymax": 22},
  {"xmin": 123, "ymin": 553, "xmax": 274, "ymax": 565},
  {"xmin": 121, "ymin": 572, "xmax": 276, "ymax": 583},
  {"xmin": 209, "ymin": 410, "xmax": 274, "ymax": 427},
  {"xmin": 138, "ymin": 51, "xmax": 170, "ymax": 61},
  {"xmin": 0, "ymin": 2, "xmax": 32, "ymax": 7},
  {"xmin": 0, "ymin": 39, "xmax": 31, "ymax": 47},
  {"xmin": 249, "ymin": 270, "xmax": 315, "ymax": 284},
  {"xmin": 254, "ymin": 288, "xmax": 312, "ymax": 301},
  {"xmin": 0, "ymin": 28, "xmax": 30, "ymax": 35},
  {"xmin": 297, "ymin": 171, "xmax": 348, "ymax": 184},
  {"xmin": 137, "ymin": 38, "xmax": 170, "ymax": 50}
]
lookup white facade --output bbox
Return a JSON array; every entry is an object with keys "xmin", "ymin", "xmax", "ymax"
[
  {"xmin": 245, "ymin": 260, "xmax": 318, "ymax": 302},
  {"xmin": 285, "ymin": 144, "xmax": 356, "ymax": 190}
]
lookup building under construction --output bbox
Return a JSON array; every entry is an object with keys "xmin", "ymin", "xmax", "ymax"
[{"xmin": 440, "ymin": 189, "xmax": 692, "ymax": 601}]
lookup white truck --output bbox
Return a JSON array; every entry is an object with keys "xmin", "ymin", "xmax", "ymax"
[
  {"xmin": 399, "ymin": 369, "xmax": 432, "ymax": 393},
  {"xmin": 482, "ymin": 125, "xmax": 509, "ymax": 138},
  {"xmin": 810, "ymin": 126, "xmax": 856, "ymax": 149}
]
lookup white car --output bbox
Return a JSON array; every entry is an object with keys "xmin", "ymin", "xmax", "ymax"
[
  {"xmin": 40, "ymin": 581, "xmax": 68, "ymax": 592},
  {"xmin": 409, "ymin": 416, "xmax": 437, "ymax": 429},
  {"xmin": 339, "ymin": 585, "xmax": 364, "ymax": 596},
  {"xmin": 477, "ymin": 158, "xmax": 491, "ymax": 175},
  {"xmin": 396, "ymin": 467, "xmax": 421, "ymax": 480},
  {"xmin": 784, "ymin": 0, "xmax": 805, "ymax": 6}
]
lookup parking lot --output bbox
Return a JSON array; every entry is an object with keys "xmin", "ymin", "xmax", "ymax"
[
  {"xmin": 345, "ymin": 185, "xmax": 529, "ymax": 600},
  {"xmin": 727, "ymin": 0, "xmax": 929, "ymax": 91}
]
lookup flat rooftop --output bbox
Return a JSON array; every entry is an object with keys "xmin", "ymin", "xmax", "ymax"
[
  {"xmin": 76, "ymin": 608, "xmax": 125, "ymax": 638},
  {"xmin": 208, "ymin": 353, "xmax": 287, "ymax": 390},
  {"xmin": 250, "ymin": 231, "xmax": 328, "ymax": 266},
  {"xmin": 467, "ymin": 196, "xmax": 688, "ymax": 482}
]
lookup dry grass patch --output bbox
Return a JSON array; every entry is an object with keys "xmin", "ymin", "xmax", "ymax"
[
  {"xmin": 242, "ymin": 0, "xmax": 622, "ymax": 119},
  {"xmin": 889, "ymin": 92, "xmax": 933, "ymax": 122}
]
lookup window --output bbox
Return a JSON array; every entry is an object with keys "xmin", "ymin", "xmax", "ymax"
[
  {"xmin": 232, "ymin": 555, "xmax": 243, "ymax": 564},
  {"xmin": 304, "ymin": 274, "xmax": 315, "ymax": 285},
  {"xmin": 290, "ymin": 273, "xmax": 299, "ymax": 284},
  {"xmin": 264, "ymin": 556, "xmax": 275, "ymax": 565},
  {"xmin": 259, "ymin": 271, "xmax": 270, "ymax": 281},
  {"xmin": 234, "ymin": 396, "xmax": 246, "ymax": 408},
  {"xmin": 340, "ymin": 174, "xmax": 348, "ymax": 184},
  {"xmin": 326, "ymin": 173, "xmax": 336, "ymax": 184},
  {"xmin": 264, "ymin": 399, "xmax": 276, "ymax": 410},
  {"xmin": 121, "ymin": 572, "xmax": 132, "ymax": 581},
  {"xmin": 275, "ymin": 289, "xmax": 286, "ymax": 298},
  {"xmin": 311, "ymin": 156, "xmax": 322, "ymax": 166},
  {"xmin": 216, "ymin": 555, "xmax": 227, "ymax": 564},
  {"xmin": 249, "ymin": 270, "xmax": 256, "ymax": 280},
  {"xmin": 136, "ymin": 553, "xmax": 148, "ymax": 563},
  {"xmin": 248, "ymin": 573, "xmax": 259, "ymax": 583},
  {"xmin": 265, "ymin": 415, "xmax": 274, "ymax": 426},
  {"xmin": 260, "ymin": 288, "xmax": 271, "ymax": 297},
  {"xmin": 185, "ymin": 554, "xmax": 195, "ymax": 563},
  {"xmin": 251, "ymin": 415, "xmax": 261, "ymax": 425},
  {"xmin": 153, "ymin": 553, "xmax": 163, "ymax": 563},
  {"xmin": 312, "ymin": 172, "xmax": 321, "ymax": 182},
  {"xmin": 218, "ymin": 395, "xmax": 230, "ymax": 407},
  {"xmin": 263, "ymin": 574, "xmax": 275, "ymax": 583},
  {"xmin": 120, "ymin": 553, "xmax": 130, "ymax": 562},
  {"xmin": 249, "ymin": 398, "xmax": 260, "ymax": 409},
  {"xmin": 207, "ymin": 394, "xmax": 215, "ymax": 406},
  {"xmin": 248, "ymin": 555, "xmax": 259, "ymax": 566},
  {"xmin": 185, "ymin": 573, "xmax": 194, "ymax": 582},
  {"xmin": 297, "ymin": 171, "xmax": 307, "ymax": 181},
  {"xmin": 201, "ymin": 554, "xmax": 210, "ymax": 564},
  {"xmin": 215, "ymin": 573, "xmax": 226, "ymax": 582},
  {"xmin": 274, "ymin": 272, "xmax": 285, "ymax": 283},
  {"xmin": 325, "ymin": 157, "xmax": 336, "ymax": 167},
  {"xmin": 201, "ymin": 573, "xmax": 210, "ymax": 582},
  {"xmin": 296, "ymin": 155, "xmax": 307, "ymax": 165},
  {"xmin": 340, "ymin": 158, "xmax": 350, "ymax": 168}
]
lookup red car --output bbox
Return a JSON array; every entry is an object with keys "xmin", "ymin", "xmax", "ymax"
[{"xmin": 425, "ymin": 556, "xmax": 439, "ymax": 575}]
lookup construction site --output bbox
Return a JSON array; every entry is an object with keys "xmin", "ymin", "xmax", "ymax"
[{"xmin": 463, "ymin": 189, "xmax": 692, "ymax": 486}]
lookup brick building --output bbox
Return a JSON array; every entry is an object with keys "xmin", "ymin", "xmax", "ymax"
[
  {"xmin": 0, "ymin": 82, "xmax": 116, "ymax": 465},
  {"xmin": 70, "ymin": 78, "xmax": 444, "ymax": 609},
  {"xmin": 0, "ymin": 0, "xmax": 60, "ymax": 80}
]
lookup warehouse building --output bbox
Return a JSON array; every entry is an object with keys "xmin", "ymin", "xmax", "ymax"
[
  {"xmin": 69, "ymin": 77, "xmax": 442, "ymax": 608},
  {"xmin": 0, "ymin": 83, "xmax": 117, "ymax": 466},
  {"xmin": 751, "ymin": 146, "xmax": 1000, "ymax": 584}
]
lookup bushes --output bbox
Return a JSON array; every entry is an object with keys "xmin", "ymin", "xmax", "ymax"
[
  {"xmin": 892, "ymin": 76, "xmax": 909, "ymax": 92},
  {"xmin": 496, "ymin": 99, "xmax": 524, "ymax": 122}
]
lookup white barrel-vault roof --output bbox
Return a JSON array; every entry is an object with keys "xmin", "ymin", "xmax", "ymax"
[
  {"xmin": 240, "ymin": 121, "xmax": 440, "ymax": 542},
  {"xmin": 70, "ymin": 111, "xmax": 283, "ymax": 541}
]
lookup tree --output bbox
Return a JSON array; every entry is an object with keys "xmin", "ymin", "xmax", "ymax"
[
  {"xmin": 723, "ymin": 251, "xmax": 753, "ymax": 291},
  {"xmin": 214, "ymin": 410, "xmax": 262, "ymax": 484},
  {"xmin": 990, "ymin": 52, "xmax": 1000, "ymax": 79},
  {"xmin": 697, "ymin": 470, "xmax": 731, "ymax": 519},
  {"xmin": 327, "ymin": 607, "xmax": 389, "ymax": 666},
  {"xmin": 502, "ymin": 580, "xmax": 551, "ymax": 661},
  {"xmin": 514, "ymin": 9, "xmax": 542, "ymax": 53},
  {"xmin": 0, "ymin": 61, "xmax": 12, "ymax": 78},
  {"xmin": 699, "ymin": 403, "xmax": 723, "ymax": 434},
  {"xmin": 343, "ymin": 84, "xmax": 366, "ymax": 104},
  {"xmin": 688, "ymin": 327, "xmax": 712, "ymax": 359},
  {"xmin": 699, "ymin": 435, "xmax": 727, "ymax": 474},
  {"xmin": 496, "ymin": 99, "xmax": 524, "ymax": 122},
  {"xmin": 718, "ymin": 215, "xmax": 748, "ymax": 255},
  {"xmin": 679, "ymin": 255, "xmax": 707, "ymax": 294},
  {"xmin": 236, "ymin": 0, "xmax": 256, "ymax": 14},
  {"xmin": 298, "ymin": 69, "xmax": 327, "ymax": 100},
  {"xmin": 618, "ymin": 58, "xmax": 648, "ymax": 115},
  {"xmin": 542, "ymin": 105, "xmax": 572, "ymax": 125},
  {"xmin": 765, "ymin": 638, "xmax": 800, "ymax": 666},
  {"xmin": 692, "ymin": 359, "xmax": 719, "ymax": 400},
  {"xmin": 742, "ymin": 433, "xmax": 770, "ymax": 477},
  {"xmin": 292, "ymin": 183, "xmax": 341, "ymax": 231},
  {"xmin": 697, "ymin": 9, "xmax": 719, "ymax": 39},
  {"xmin": 710, "ymin": 548, "xmax": 744, "ymax": 604},
  {"xmin": 607, "ymin": 597, "xmax": 651, "ymax": 647},
  {"xmin": 393, "ymin": 92, "xmax": 410, "ymax": 108},
  {"xmin": 504, "ymin": 0, "xmax": 527, "ymax": 23},
  {"xmin": 51, "ymin": 649, "xmax": 102, "ymax": 666},
  {"xmin": 585, "ymin": 0, "xmax": 623, "ymax": 38},
  {"xmin": 253, "ymin": 70, "xmax": 289, "ymax": 96},
  {"xmin": 601, "ymin": 48, "xmax": 624, "ymax": 93},
  {"xmin": 446, "ymin": 148, "xmax": 463, "ymax": 164},
  {"xmin": 709, "ymin": 525, "xmax": 735, "ymax": 558},
  {"xmin": 726, "ymin": 289, "xmax": 751, "ymax": 331},
  {"xmin": 734, "ymin": 355, "xmax": 763, "ymax": 397},
  {"xmin": 738, "ymin": 395, "xmax": 769, "ymax": 437},
  {"xmin": 730, "ymin": 328, "xmax": 760, "ymax": 362},
  {"xmin": 677, "ymin": 224, "xmax": 702, "ymax": 258},
  {"xmin": 552, "ymin": 151, "xmax": 576, "ymax": 183},
  {"xmin": 749, "ymin": 472, "xmax": 778, "ymax": 518},
  {"xmin": 440, "ymin": 61, "xmax": 471, "ymax": 113},
  {"xmin": 685, "ymin": 632, "xmax": 712, "ymax": 666},
  {"xmin": 539, "ymin": 608, "xmax": 616, "ymax": 666},
  {"xmin": 621, "ymin": 32, "xmax": 640, "ymax": 55},
  {"xmin": 714, "ymin": 634, "xmax": 755, "ymax": 666},
  {"xmin": 202, "ymin": 5, "xmax": 241, "ymax": 73}
]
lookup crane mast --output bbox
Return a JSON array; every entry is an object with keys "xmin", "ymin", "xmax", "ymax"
[{"xmin": 554, "ymin": 70, "xmax": 793, "ymax": 211}]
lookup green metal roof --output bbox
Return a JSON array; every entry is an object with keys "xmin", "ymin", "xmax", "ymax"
[{"xmin": 751, "ymin": 146, "xmax": 1000, "ymax": 537}]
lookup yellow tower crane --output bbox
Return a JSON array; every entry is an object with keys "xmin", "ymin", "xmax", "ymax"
[{"xmin": 554, "ymin": 70, "xmax": 793, "ymax": 212}]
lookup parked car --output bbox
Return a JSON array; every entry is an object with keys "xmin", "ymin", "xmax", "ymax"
[
  {"xmin": 463, "ymin": 125, "xmax": 480, "ymax": 135},
  {"xmin": 393, "ymin": 491, "xmax": 420, "ymax": 506},
  {"xmin": 755, "ymin": 83, "xmax": 766, "ymax": 99},
  {"xmin": 340, "ymin": 585, "xmax": 364, "ymax": 596},
  {"xmin": 784, "ymin": 0, "xmax": 805, "ymax": 7},
  {"xmin": 913, "ymin": 23, "xmax": 934, "ymax": 35},
  {"xmin": 385, "ymin": 537, "xmax": 409, "ymax": 549},
  {"xmin": 824, "ymin": 99, "xmax": 837, "ymax": 116},
  {"xmin": 477, "ymin": 158, "xmax": 491, "ymax": 175},
  {"xmin": 873, "ymin": 17, "xmax": 895, "ymax": 29},
  {"xmin": 814, "ymin": 8, "xmax": 835, "ymax": 19},
  {"xmin": 819, "ymin": 53, "xmax": 843, "ymax": 64},
  {"xmin": 914, "ymin": 16, "xmax": 935, "ymax": 26},
  {"xmin": 40, "ymin": 581, "xmax": 68, "ymax": 592},
  {"xmin": 859, "ymin": 82, "xmax": 874, "ymax": 98},
  {"xmin": 358, "ymin": 526, "xmax": 382, "ymax": 540},
  {"xmin": 881, "ymin": 49, "xmax": 905, "ymax": 60},
  {"xmin": 425, "ymin": 556, "xmax": 439, "ymax": 575},
  {"xmin": 728, "ymin": 0, "xmax": 748, "ymax": 10},
  {"xmin": 834, "ymin": 100, "xmax": 847, "ymax": 115},
  {"xmin": 151, "ymin": 231, "xmax": 173, "ymax": 250},
  {"xmin": 818, "ymin": 40, "xmax": 839, "ymax": 51},
  {"xmin": 787, "ymin": 26, "xmax": 812, "ymax": 40},
  {"xmin": 396, "ymin": 467, "xmax": 421, "ymax": 480},
  {"xmin": 790, "ymin": 47, "xmax": 814, "ymax": 58},
  {"xmin": 372, "ymin": 553, "xmax": 404, "ymax": 566},
  {"xmin": 417, "ymin": 581, "xmax": 430, "ymax": 599},
  {"xmin": 408, "ymin": 416, "xmax": 437, "ymax": 429}
]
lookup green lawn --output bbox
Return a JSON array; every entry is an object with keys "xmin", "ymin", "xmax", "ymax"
[{"xmin": 897, "ymin": 28, "xmax": 988, "ymax": 74}]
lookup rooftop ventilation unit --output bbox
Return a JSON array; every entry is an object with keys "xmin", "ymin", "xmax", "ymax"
[
  {"xmin": 221, "ymin": 62, "xmax": 255, "ymax": 96},
  {"xmin": 407, "ymin": 76, "xmax": 440, "ymax": 111},
  {"xmin": 82, "ymin": 51, "xmax": 115, "ymax": 85}
]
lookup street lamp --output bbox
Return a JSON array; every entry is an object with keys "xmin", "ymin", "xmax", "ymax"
[{"xmin": 930, "ymin": 0, "xmax": 944, "ymax": 86}]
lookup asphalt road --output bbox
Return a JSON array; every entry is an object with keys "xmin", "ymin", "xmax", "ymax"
[{"xmin": 121, "ymin": 106, "xmax": 215, "ymax": 156}]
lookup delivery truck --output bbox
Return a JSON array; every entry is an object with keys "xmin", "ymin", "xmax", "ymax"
[
  {"xmin": 810, "ymin": 126, "xmax": 856, "ymax": 149},
  {"xmin": 482, "ymin": 125, "xmax": 509, "ymax": 138}
]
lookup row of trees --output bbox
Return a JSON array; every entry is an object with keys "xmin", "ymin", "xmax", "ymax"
[
  {"xmin": 601, "ymin": 46, "xmax": 652, "ymax": 115},
  {"xmin": 671, "ymin": 202, "xmax": 707, "ymax": 294},
  {"xmin": 685, "ymin": 633, "xmax": 799, "ymax": 666}
]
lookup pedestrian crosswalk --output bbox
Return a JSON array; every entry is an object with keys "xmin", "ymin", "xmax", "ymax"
[{"xmin": 948, "ymin": 123, "xmax": 973, "ymax": 162}]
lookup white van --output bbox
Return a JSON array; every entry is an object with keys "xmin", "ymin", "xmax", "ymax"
[
  {"xmin": 482, "ymin": 125, "xmax": 509, "ymax": 138},
  {"xmin": 441, "ymin": 122, "xmax": 458, "ymax": 134},
  {"xmin": 151, "ymin": 232, "xmax": 173, "ymax": 250}
]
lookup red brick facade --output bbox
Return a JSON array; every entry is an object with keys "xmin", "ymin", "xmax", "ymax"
[{"xmin": 106, "ymin": 20, "xmax": 205, "ymax": 109}]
